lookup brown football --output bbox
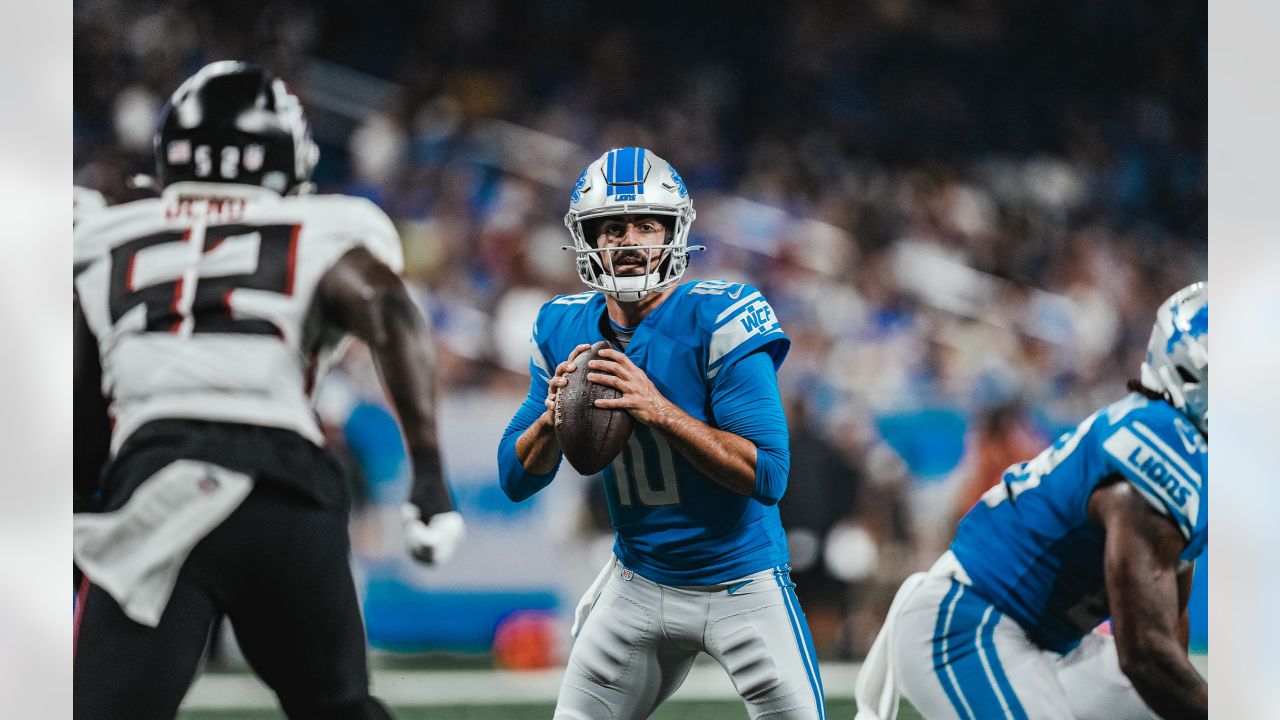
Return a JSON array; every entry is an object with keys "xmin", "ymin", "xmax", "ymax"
[{"xmin": 554, "ymin": 341, "xmax": 634, "ymax": 475}]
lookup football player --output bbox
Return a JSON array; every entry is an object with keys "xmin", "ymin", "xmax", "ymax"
[
  {"xmin": 855, "ymin": 283, "xmax": 1208, "ymax": 720},
  {"xmin": 498, "ymin": 148, "xmax": 826, "ymax": 719},
  {"xmin": 73, "ymin": 61, "xmax": 463, "ymax": 720}
]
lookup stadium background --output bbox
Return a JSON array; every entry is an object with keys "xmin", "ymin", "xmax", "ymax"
[{"xmin": 73, "ymin": 0, "xmax": 1207, "ymax": 715}]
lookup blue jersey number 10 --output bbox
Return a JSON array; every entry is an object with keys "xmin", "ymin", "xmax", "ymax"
[{"xmin": 611, "ymin": 426, "xmax": 681, "ymax": 507}]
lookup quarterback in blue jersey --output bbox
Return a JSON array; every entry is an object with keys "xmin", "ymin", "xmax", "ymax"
[
  {"xmin": 497, "ymin": 148, "xmax": 826, "ymax": 720},
  {"xmin": 856, "ymin": 283, "xmax": 1207, "ymax": 720}
]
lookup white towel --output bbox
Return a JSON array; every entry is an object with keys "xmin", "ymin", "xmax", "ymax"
[
  {"xmin": 855, "ymin": 551, "xmax": 972, "ymax": 719},
  {"xmin": 570, "ymin": 555, "xmax": 617, "ymax": 637},
  {"xmin": 854, "ymin": 571, "xmax": 926, "ymax": 720},
  {"xmin": 73, "ymin": 460, "xmax": 253, "ymax": 627}
]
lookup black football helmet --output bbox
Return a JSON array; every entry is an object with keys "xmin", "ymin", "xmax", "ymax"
[{"xmin": 154, "ymin": 61, "xmax": 318, "ymax": 193}]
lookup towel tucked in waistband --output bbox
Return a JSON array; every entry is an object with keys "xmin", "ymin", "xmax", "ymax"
[
  {"xmin": 854, "ymin": 551, "xmax": 972, "ymax": 720},
  {"xmin": 73, "ymin": 460, "xmax": 253, "ymax": 627}
]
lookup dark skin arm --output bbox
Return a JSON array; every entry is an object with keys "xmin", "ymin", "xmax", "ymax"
[
  {"xmin": 73, "ymin": 292, "xmax": 111, "ymax": 512},
  {"xmin": 1088, "ymin": 479, "xmax": 1207, "ymax": 720},
  {"xmin": 315, "ymin": 247, "xmax": 452, "ymax": 517},
  {"xmin": 1176, "ymin": 561, "xmax": 1194, "ymax": 650}
]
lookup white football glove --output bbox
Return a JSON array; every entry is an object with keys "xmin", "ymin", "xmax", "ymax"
[{"xmin": 401, "ymin": 505, "xmax": 466, "ymax": 566}]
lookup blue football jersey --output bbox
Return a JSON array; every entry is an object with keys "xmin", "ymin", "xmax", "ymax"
[
  {"xmin": 950, "ymin": 393, "xmax": 1208, "ymax": 654},
  {"xmin": 505, "ymin": 280, "xmax": 792, "ymax": 585}
]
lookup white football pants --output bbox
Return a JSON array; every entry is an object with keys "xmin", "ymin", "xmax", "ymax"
[
  {"xmin": 554, "ymin": 561, "xmax": 827, "ymax": 720},
  {"xmin": 889, "ymin": 573, "xmax": 1158, "ymax": 720}
]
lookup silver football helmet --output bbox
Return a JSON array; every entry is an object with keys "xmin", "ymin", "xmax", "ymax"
[
  {"xmin": 563, "ymin": 148, "xmax": 701, "ymax": 302},
  {"xmin": 1139, "ymin": 282, "xmax": 1208, "ymax": 432}
]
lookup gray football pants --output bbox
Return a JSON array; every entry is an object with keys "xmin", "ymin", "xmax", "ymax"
[
  {"xmin": 555, "ymin": 562, "xmax": 827, "ymax": 720},
  {"xmin": 890, "ymin": 574, "xmax": 1158, "ymax": 720}
]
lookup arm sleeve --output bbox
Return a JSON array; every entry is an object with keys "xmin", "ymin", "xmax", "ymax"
[
  {"xmin": 496, "ymin": 339, "xmax": 562, "ymax": 502},
  {"xmin": 710, "ymin": 349, "xmax": 791, "ymax": 505}
]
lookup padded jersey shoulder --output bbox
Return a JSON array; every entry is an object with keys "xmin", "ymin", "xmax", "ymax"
[
  {"xmin": 1095, "ymin": 394, "xmax": 1207, "ymax": 548},
  {"xmin": 680, "ymin": 279, "xmax": 789, "ymax": 379}
]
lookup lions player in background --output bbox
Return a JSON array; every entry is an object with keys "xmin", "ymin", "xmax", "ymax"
[
  {"xmin": 498, "ymin": 148, "xmax": 826, "ymax": 719},
  {"xmin": 855, "ymin": 283, "xmax": 1208, "ymax": 720},
  {"xmin": 74, "ymin": 62, "xmax": 463, "ymax": 719}
]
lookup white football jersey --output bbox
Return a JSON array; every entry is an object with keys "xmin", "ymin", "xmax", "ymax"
[{"xmin": 74, "ymin": 181, "xmax": 404, "ymax": 451}]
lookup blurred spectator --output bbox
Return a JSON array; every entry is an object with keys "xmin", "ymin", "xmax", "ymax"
[{"xmin": 949, "ymin": 402, "xmax": 1048, "ymax": 528}]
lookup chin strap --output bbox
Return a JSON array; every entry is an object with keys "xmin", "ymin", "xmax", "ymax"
[{"xmin": 1140, "ymin": 363, "xmax": 1185, "ymax": 409}]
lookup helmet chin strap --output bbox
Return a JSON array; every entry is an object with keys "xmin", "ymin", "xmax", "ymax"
[
  {"xmin": 602, "ymin": 270, "xmax": 664, "ymax": 302},
  {"xmin": 1141, "ymin": 361, "xmax": 1188, "ymax": 411}
]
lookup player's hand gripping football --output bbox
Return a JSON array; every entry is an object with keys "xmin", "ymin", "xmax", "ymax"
[
  {"xmin": 401, "ymin": 505, "xmax": 466, "ymax": 566},
  {"xmin": 544, "ymin": 343, "xmax": 593, "ymax": 425},
  {"xmin": 585, "ymin": 347, "xmax": 675, "ymax": 426}
]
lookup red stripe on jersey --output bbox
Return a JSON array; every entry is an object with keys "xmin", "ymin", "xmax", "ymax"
[
  {"xmin": 125, "ymin": 254, "xmax": 137, "ymax": 292},
  {"xmin": 285, "ymin": 223, "xmax": 302, "ymax": 296},
  {"xmin": 73, "ymin": 575, "xmax": 91, "ymax": 658},
  {"xmin": 169, "ymin": 277, "xmax": 184, "ymax": 333}
]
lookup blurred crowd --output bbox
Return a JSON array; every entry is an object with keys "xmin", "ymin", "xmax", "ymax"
[{"xmin": 74, "ymin": 0, "xmax": 1205, "ymax": 659}]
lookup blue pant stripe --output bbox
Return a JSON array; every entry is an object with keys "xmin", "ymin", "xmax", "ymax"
[
  {"xmin": 787, "ymin": 584, "xmax": 826, "ymax": 710},
  {"xmin": 981, "ymin": 608, "xmax": 1028, "ymax": 720},
  {"xmin": 775, "ymin": 568, "xmax": 826, "ymax": 720},
  {"xmin": 932, "ymin": 580, "xmax": 973, "ymax": 720}
]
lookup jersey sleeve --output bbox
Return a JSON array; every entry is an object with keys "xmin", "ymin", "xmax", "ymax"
[
  {"xmin": 341, "ymin": 197, "xmax": 404, "ymax": 273},
  {"xmin": 496, "ymin": 304, "xmax": 562, "ymax": 502},
  {"xmin": 699, "ymin": 283, "xmax": 791, "ymax": 381},
  {"xmin": 1098, "ymin": 410, "xmax": 1206, "ymax": 547},
  {"xmin": 709, "ymin": 350, "xmax": 791, "ymax": 505}
]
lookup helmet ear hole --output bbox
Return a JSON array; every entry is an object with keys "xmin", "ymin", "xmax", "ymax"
[
  {"xmin": 583, "ymin": 219, "xmax": 605, "ymax": 246},
  {"xmin": 1176, "ymin": 366, "xmax": 1199, "ymax": 384}
]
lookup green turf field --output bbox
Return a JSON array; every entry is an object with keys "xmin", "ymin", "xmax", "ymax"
[
  {"xmin": 179, "ymin": 698, "xmax": 924, "ymax": 719},
  {"xmin": 175, "ymin": 655, "xmax": 1205, "ymax": 718}
]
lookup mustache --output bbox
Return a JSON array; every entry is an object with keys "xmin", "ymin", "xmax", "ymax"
[{"xmin": 609, "ymin": 250, "xmax": 649, "ymax": 266}]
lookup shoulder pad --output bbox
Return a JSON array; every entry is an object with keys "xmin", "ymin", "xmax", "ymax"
[
  {"xmin": 694, "ymin": 282, "xmax": 789, "ymax": 379},
  {"xmin": 551, "ymin": 290, "xmax": 598, "ymax": 306},
  {"xmin": 72, "ymin": 199, "xmax": 164, "ymax": 268},
  {"xmin": 294, "ymin": 195, "xmax": 403, "ymax": 273},
  {"xmin": 1099, "ymin": 409, "xmax": 1206, "ymax": 541}
]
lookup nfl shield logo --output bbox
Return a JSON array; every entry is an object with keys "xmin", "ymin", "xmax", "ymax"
[{"xmin": 620, "ymin": 568, "xmax": 633, "ymax": 582}]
